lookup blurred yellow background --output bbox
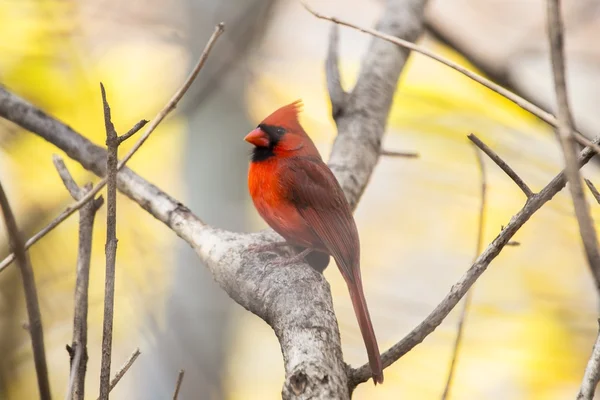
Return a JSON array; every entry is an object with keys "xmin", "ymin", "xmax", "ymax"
[{"xmin": 1, "ymin": 0, "xmax": 599, "ymax": 399}]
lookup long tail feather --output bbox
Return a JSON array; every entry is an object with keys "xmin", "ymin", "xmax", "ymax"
[{"xmin": 348, "ymin": 274, "xmax": 383, "ymax": 384}]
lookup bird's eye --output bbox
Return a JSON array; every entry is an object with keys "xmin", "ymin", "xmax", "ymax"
[{"xmin": 276, "ymin": 127, "xmax": 285, "ymax": 136}]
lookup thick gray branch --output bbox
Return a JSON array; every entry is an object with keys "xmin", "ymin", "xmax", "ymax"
[{"xmin": 328, "ymin": 0, "xmax": 428, "ymax": 208}]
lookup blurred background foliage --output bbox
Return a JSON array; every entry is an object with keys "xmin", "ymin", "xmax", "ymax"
[{"xmin": 1, "ymin": 0, "xmax": 600, "ymax": 399}]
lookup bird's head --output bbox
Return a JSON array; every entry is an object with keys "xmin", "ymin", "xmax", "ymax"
[{"xmin": 245, "ymin": 100, "xmax": 320, "ymax": 162}]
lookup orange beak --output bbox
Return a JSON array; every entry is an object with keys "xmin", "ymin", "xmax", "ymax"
[{"xmin": 244, "ymin": 128, "xmax": 270, "ymax": 147}]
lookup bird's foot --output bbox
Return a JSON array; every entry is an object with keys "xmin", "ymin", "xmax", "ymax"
[
  {"xmin": 247, "ymin": 241, "xmax": 290, "ymax": 253},
  {"xmin": 270, "ymin": 248, "xmax": 313, "ymax": 267}
]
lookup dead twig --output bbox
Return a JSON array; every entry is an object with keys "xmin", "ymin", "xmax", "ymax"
[
  {"xmin": 380, "ymin": 150, "xmax": 419, "ymax": 158},
  {"xmin": 171, "ymin": 370, "xmax": 185, "ymax": 400},
  {"xmin": 99, "ymin": 84, "xmax": 122, "ymax": 400},
  {"xmin": 441, "ymin": 141, "xmax": 487, "ymax": 399},
  {"xmin": 585, "ymin": 179, "xmax": 600, "ymax": 205},
  {"xmin": 468, "ymin": 134, "xmax": 533, "ymax": 198},
  {"xmin": 302, "ymin": 3, "xmax": 600, "ymax": 156},
  {"xmin": 95, "ymin": 348, "xmax": 141, "ymax": 400},
  {"xmin": 54, "ymin": 155, "xmax": 104, "ymax": 400},
  {"xmin": 547, "ymin": 0, "xmax": 600, "ymax": 292},
  {"xmin": 0, "ymin": 22, "xmax": 224, "ymax": 275},
  {"xmin": 0, "ymin": 181, "xmax": 51, "ymax": 400}
]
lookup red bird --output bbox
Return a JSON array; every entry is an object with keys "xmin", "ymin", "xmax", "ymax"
[{"xmin": 244, "ymin": 100, "xmax": 384, "ymax": 384}]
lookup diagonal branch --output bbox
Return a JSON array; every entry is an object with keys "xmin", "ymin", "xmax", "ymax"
[
  {"xmin": 171, "ymin": 370, "xmax": 185, "ymax": 400},
  {"xmin": 303, "ymin": 4, "xmax": 600, "ymax": 156},
  {"xmin": 350, "ymin": 136, "xmax": 600, "ymax": 386},
  {"xmin": 547, "ymin": 0, "xmax": 600, "ymax": 292},
  {"xmin": 95, "ymin": 348, "xmax": 141, "ymax": 400},
  {"xmin": 54, "ymin": 155, "xmax": 104, "ymax": 400},
  {"xmin": 0, "ymin": 181, "xmax": 51, "ymax": 400},
  {"xmin": 441, "ymin": 141, "xmax": 487, "ymax": 399},
  {"xmin": 585, "ymin": 179, "xmax": 600, "ymax": 205},
  {"xmin": 468, "ymin": 134, "xmax": 533, "ymax": 198}
]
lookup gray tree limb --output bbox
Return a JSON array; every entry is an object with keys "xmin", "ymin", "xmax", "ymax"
[{"xmin": 0, "ymin": 0, "xmax": 428, "ymax": 397}]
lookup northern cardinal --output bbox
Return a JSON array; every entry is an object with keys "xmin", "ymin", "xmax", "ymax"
[{"xmin": 245, "ymin": 100, "xmax": 384, "ymax": 384}]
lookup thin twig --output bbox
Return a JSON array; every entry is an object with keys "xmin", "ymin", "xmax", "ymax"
[
  {"xmin": 95, "ymin": 348, "xmax": 141, "ymax": 400},
  {"xmin": 441, "ymin": 142, "xmax": 487, "ymax": 399},
  {"xmin": 54, "ymin": 156, "xmax": 103, "ymax": 400},
  {"xmin": 585, "ymin": 179, "xmax": 600, "ymax": 205},
  {"xmin": 380, "ymin": 150, "xmax": 419, "ymax": 158},
  {"xmin": 577, "ymin": 321, "xmax": 600, "ymax": 399},
  {"xmin": 468, "ymin": 134, "xmax": 533, "ymax": 198},
  {"xmin": 118, "ymin": 119, "xmax": 148, "ymax": 144},
  {"xmin": 0, "ymin": 181, "xmax": 51, "ymax": 400},
  {"xmin": 302, "ymin": 3, "xmax": 600, "ymax": 156},
  {"xmin": 0, "ymin": 23, "xmax": 225, "ymax": 275},
  {"xmin": 547, "ymin": 0, "xmax": 600, "ymax": 292},
  {"xmin": 349, "ymin": 136, "xmax": 600, "ymax": 387},
  {"xmin": 171, "ymin": 370, "xmax": 185, "ymax": 400},
  {"xmin": 99, "ymin": 83, "xmax": 119, "ymax": 400},
  {"xmin": 65, "ymin": 344, "xmax": 82, "ymax": 400}
]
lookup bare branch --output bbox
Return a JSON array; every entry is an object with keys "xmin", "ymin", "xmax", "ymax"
[
  {"xmin": 118, "ymin": 119, "xmax": 148, "ymax": 144},
  {"xmin": 303, "ymin": 4, "xmax": 600, "ymax": 156},
  {"xmin": 441, "ymin": 142, "xmax": 487, "ymax": 399},
  {"xmin": 171, "ymin": 370, "xmax": 185, "ymax": 400},
  {"xmin": 326, "ymin": 24, "xmax": 347, "ymax": 118},
  {"xmin": 350, "ymin": 136, "xmax": 600, "ymax": 386},
  {"xmin": 53, "ymin": 156, "xmax": 103, "ymax": 400},
  {"xmin": 0, "ymin": 181, "xmax": 51, "ymax": 400},
  {"xmin": 468, "ymin": 134, "xmax": 533, "ymax": 198},
  {"xmin": 99, "ymin": 83, "xmax": 119, "ymax": 400},
  {"xmin": 380, "ymin": 149, "xmax": 419, "ymax": 158},
  {"xmin": 547, "ymin": 0, "xmax": 600, "ymax": 292},
  {"xmin": 585, "ymin": 179, "xmax": 600, "ymax": 205},
  {"xmin": 0, "ymin": 23, "xmax": 225, "ymax": 275},
  {"xmin": 95, "ymin": 348, "xmax": 141, "ymax": 400},
  {"xmin": 65, "ymin": 344, "xmax": 83, "ymax": 400},
  {"xmin": 577, "ymin": 321, "xmax": 600, "ymax": 399}
]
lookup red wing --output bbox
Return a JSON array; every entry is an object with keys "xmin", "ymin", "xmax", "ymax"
[{"xmin": 282, "ymin": 157, "xmax": 360, "ymax": 282}]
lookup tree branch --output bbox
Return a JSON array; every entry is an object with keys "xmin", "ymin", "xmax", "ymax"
[
  {"xmin": 468, "ymin": 134, "xmax": 533, "ymax": 198},
  {"xmin": 303, "ymin": 4, "xmax": 600, "ymax": 156},
  {"xmin": 99, "ymin": 83, "xmax": 119, "ymax": 400},
  {"xmin": 54, "ymin": 155, "xmax": 104, "ymax": 400},
  {"xmin": 547, "ymin": 0, "xmax": 600, "ymax": 293},
  {"xmin": 440, "ymin": 141, "xmax": 487, "ymax": 399},
  {"xmin": 0, "ymin": 0, "xmax": 429, "ymax": 396},
  {"xmin": 95, "ymin": 348, "xmax": 141, "ymax": 400},
  {"xmin": 577, "ymin": 321, "xmax": 600, "ymax": 399},
  {"xmin": 585, "ymin": 179, "xmax": 600, "ymax": 205},
  {"xmin": 380, "ymin": 149, "xmax": 419, "ymax": 158},
  {"xmin": 326, "ymin": 24, "xmax": 347, "ymax": 119},
  {"xmin": 349, "ymin": 136, "xmax": 600, "ymax": 386},
  {"xmin": 171, "ymin": 370, "xmax": 185, "ymax": 400},
  {"xmin": 0, "ymin": 181, "xmax": 51, "ymax": 400}
]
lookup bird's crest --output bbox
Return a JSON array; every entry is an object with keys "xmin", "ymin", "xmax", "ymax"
[{"xmin": 261, "ymin": 99, "xmax": 303, "ymax": 128}]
